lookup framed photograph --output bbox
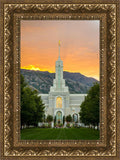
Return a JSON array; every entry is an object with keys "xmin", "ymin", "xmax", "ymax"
[
  {"xmin": 20, "ymin": 20, "xmax": 100, "ymax": 141},
  {"xmin": 0, "ymin": 0, "xmax": 120, "ymax": 159}
]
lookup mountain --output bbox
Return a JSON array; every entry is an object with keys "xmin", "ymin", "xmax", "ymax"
[{"xmin": 20, "ymin": 69, "xmax": 98, "ymax": 94}]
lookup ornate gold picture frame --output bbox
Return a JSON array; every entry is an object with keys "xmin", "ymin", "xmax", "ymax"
[{"xmin": 0, "ymin": 0, "xmax": 120, "ymax": 159}]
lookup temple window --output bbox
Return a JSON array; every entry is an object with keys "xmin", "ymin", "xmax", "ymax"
[{"xmin": 56, "ymin": 97, "xmax": 62, "ymax": 108}]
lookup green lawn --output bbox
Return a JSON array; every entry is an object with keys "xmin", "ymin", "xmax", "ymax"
[{"xmin": 21, "ymin": 127, "xmax": 99, "ymax": 140}]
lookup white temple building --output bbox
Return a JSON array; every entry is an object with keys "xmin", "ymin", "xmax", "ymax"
[{"xmin": 39, "ymin": 42, "xmax": 87, "ymax": 124}]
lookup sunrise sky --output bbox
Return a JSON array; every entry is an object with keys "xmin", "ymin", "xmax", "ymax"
[{"xmin": 21, "ymin": 20, "xmax": 99, "ymax": 80}]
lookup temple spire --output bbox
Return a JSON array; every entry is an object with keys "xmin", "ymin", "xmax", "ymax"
[{"xmin": 58, "ymin": 40, "xmax": 61, "ymax": 60}]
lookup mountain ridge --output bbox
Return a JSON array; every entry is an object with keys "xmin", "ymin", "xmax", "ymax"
[{"xmin": 21, "ymin": 69, "xmax": 98, "ymax": 94}]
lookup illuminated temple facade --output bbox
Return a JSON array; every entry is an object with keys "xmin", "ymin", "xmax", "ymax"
[{"xmin": 39, "ymin": 43, "xmax": 87, "ymax": 124}]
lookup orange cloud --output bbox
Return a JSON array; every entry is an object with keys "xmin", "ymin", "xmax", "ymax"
[{"xmin": 21, "ymin": 20, "xmax": 99, "ymax": 80}]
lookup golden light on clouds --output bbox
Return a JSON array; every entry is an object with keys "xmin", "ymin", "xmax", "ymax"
[
  {"xmin": 21, "ymin": 65, "xmax": 54, "ymax": 73},
  {"xmin": 21, "ymin": 20, "xmax": 99, "ymax": 80},
  {"xmin": 21, "ymin": 65, "xmax": 40, "ymax": 71}
]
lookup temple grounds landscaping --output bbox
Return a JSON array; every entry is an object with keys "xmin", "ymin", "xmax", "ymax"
[
  {"xmin": 21, "ymin": 127, "xmax": 99, "ymax": 140},
  {"xmin": 21, "ymin": 76, "xmax": 100, "ymax": 140}
]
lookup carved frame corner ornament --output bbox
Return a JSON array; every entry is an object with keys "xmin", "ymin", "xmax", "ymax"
[{"xmin": 0, "ymin": 0, "xmax": 120, "ymax": 159}]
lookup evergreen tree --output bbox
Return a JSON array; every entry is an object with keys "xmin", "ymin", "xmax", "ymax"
[
  {"xmin": 46, "ymin": 115, "xmax": 53, "ymax": 123},
  {"xmin": 79, "ymin": 83, "xmax": 99, "ymax": 129},
  {"xmin": 63, "ymin": 116, "xmax": 65, "ymax": 125},
  {"xmin": 66, "ymin": 115, "xmax": 72, "ymax": 122},
  {"xmin": 54, "ymin": 116, "xmax": 56, "ymax": 124},
  {"xmin": 21, "ymin": 74, "xmax": 45, "ymax": 127}
]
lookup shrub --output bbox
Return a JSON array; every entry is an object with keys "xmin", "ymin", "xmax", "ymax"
[
  {"xmin": 66, "ymin": 115, "xmax": 72, "ymax": 122},
  {"xmin": 66, "ymin": 123, "xmax": 70, "ymax": 128},
  {"xmin": 48, "ymin": 124, "xmax": 51, "ymax": 128},
  {"xmin": 46, "ymin": 115, "xmax": 53, "ymax": 123}
]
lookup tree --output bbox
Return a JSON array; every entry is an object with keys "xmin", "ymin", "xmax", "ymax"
[
  {"xmin": 32, "ymin": 91, "xmax": 45, "ymax": 126},
  {"xmin": 79, "ymin": 83, "xmax": 99, "ymax": 129},
  {"xmin": 66, "ymin": 115, "xmax": 72, "ymax": 122},
  {"xmin": 54, "ymin": 116, "xmax": 56, "ymax": 124},
  {"xmin": 21, "ymin": 74, "xmax": 45, "ymax": 127},
  {"xmin": 21, "ymin": 87, "xmax": 37, "ymax": 126},
  {"xmin": 63, "ymin": 116, "xmax": 65, "ymax": 125},
  {"xmin": 46, "ymin": 115, "xmax": 53, "ymax": 123}
]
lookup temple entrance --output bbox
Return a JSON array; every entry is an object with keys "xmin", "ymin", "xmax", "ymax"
[
  {"xmin": 73, "ymin": 114, "xmax": 78, "ymax": 123},
  {"xmin": 56, "ymin": 111, "xmax": 62, "ymax": 124}
]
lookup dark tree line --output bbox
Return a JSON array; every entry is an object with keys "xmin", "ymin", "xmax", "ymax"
[
  {"xmin": 79, "ymin": 83, "xmax": 99, "ymax": 129},
  {"xmin": 21, "ymin": 74, "xmax": 45, "ymax": 127}
]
